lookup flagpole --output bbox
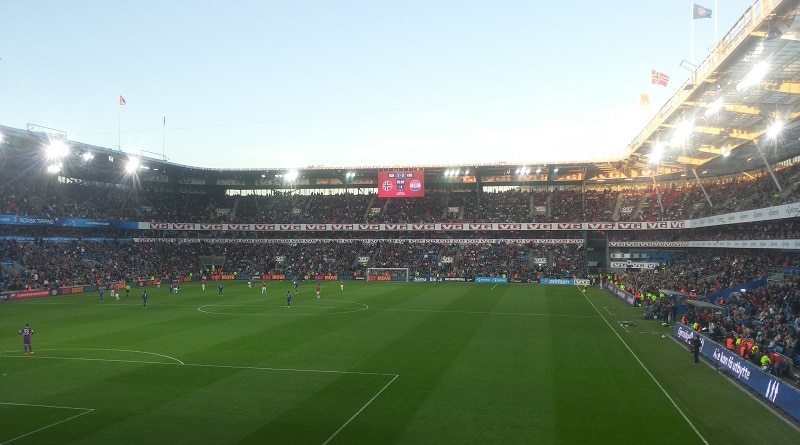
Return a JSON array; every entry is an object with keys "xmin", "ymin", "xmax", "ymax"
[
  {"xmin": 118, "ymin": 97, "xmax": 121, "ymax": 151},
  {"xmin": 691, "ymin": 2, "xmax": 695, "ymax": 64},
  {"xmin": 162, "ymin": 113, "xmax": 166, "ymax": 160},
  {"xmin": 714, "ymin": 0, "xmax": 718, "ymax": 43}
]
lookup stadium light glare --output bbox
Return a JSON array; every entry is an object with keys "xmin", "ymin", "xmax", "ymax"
[
  {"xmin": 46, "ymin": 163, "xmax": 62, "ymax": 174},
  {"xmin": 671, "ymin": 120, "xmax": 694, "ymax": 145},
  {"xmin": 736, "ymin": 62, "xmax": 768, "ymax": 91},
  {"xmin": 649, "ymin": 144, "xmax": 664, "ymax": 164},
  {"xmin": 535, "ymin": 167, "xmax": 542, "ymax": 174},
  {"xmin": 45, "ymin": 140, "xmax": 69, "ymax": 159},
  {"xmin": 721, "ymin": 147, "xmax": 731, "ymax": 157},
  {"xmin": 284, "ymin": 170, "xmax": 298, "ymax": 181},
  {"xmin": 81, "ymin": 152, "xmax": 94, "ymax": 162},
  {"xmin": 766, "ymin": 121, "xmax": 784, "ymax": 139},
  {"xmin": 705, "ymin": 98, "xmax": 724, "ymax": 117},
  {"xmin": 125, "ymin": 157, "xmax": 141, "ymax": 173}
]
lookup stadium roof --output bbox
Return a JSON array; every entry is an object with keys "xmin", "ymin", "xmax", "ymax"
[
  {"xmin": 2, "ymin": 0, "xmax": 800, "ymax": 189},
  {"xmin": 616, "ymin": 0, "xmax": 800, "ymax": 182}
]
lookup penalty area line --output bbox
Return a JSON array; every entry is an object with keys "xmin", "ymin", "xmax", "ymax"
[
  {"xmin": 0, "ymin": 402, "xmax": 94, "ymax": 445},
  {"xmin": 4, "ymin": 352, "xmax": 396, "ymax": 377},
  {"xmin": 322, "ymin": 374, "xmax": 399, "ymax": 445}
]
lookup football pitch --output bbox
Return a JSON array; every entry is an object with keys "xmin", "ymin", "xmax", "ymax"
[{"xmin": 1, "ymin": 281, "xmax": 798, "ymax": 444}]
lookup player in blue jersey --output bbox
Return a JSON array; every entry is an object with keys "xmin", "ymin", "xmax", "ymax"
[
  {"xmin": 141, "ymin": 291, "xmax": 148, "ymax": 308},
  {"xmin": 99, "ymin": 287, "xmax": 105, "ymax": 302},
  {"xmin": 293, "ymin": 279, "xmax": 299, "ymax": 294},
  {"xmin": 218, "ymin": 283, "xmax": 224, "ymax": 296},
  {"xmin": 19, "ymin": 323, "xmax": 34, "ymax": 354},
  {"xmin": 286, "ymin": 291, "xmax": 292, "ymax": 308}
]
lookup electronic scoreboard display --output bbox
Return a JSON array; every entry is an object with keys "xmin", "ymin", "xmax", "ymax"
[{"xmin": 377, "ymin": 170, "xmax": 425, "ymax": 198}]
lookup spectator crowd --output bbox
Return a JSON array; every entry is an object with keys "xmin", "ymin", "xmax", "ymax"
[{"xmin": 3, "ymin": 159, "xmax": 800, "ymax": 376}]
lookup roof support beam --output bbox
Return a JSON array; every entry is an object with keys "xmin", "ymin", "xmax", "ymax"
[
  {"xmin": 763, "ymin": 81, "xmax": 800, "ymax": 95},
  {"xmin": 676, "ymin": 156, "xmax": 707, "ymax": 165}
]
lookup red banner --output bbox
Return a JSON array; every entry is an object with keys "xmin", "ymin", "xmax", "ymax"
[{"xmin": 6, "ymin": 289, "xmax": 57, "ymax": 300}]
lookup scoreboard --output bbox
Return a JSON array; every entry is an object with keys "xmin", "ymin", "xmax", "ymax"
[{"xmin": 377, "ymin": 170, "xmax": 425, "ymax": 198}]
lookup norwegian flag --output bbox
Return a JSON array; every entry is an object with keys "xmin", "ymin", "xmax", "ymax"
[
  {"xmin": 119, "ymin": 95, "xmax": 126, "ymax": 106},
  {"xmin": 651, "ymin": 69, "xmax": 670, "ymax": 87}
]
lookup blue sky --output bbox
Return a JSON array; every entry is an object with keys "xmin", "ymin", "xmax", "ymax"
[{"xmin": 0, "ymin": 1, "xmax": 754, "ymax": 169}]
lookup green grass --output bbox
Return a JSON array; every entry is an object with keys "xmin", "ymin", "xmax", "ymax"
[{"xmin": 1, "ymin": 281, "xmax": 798, "ymax": 444}]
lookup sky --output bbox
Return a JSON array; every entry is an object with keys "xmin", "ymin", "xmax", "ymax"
[{"xmin": 0, "ymin": 1, "xmax": 757, "ymax": 170}]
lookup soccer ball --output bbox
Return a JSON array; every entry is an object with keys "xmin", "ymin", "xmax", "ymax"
[{"xmin": 661, "ymin": 335, "xmax": 666, "ymax": 338}]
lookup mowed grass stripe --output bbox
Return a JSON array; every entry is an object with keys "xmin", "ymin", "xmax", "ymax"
[
  {"xmin": 331, "ymin": 283, "xmax": 529, "ymax": 443},
  {"xmin": 3, "ymin": 281, "xmax": 800, "ymax": 444},
  {"xmin": 0, "ymin": 357, "xmax": 391, "ymax": 444},
  {"xmin": 381, "ymin": 284, "xmax": 558, "ymax": 444},
  {"xmin": 0, "ymin": 403, "xmax": 92, "ymax": 444},
  {"xmin": 550, "ymin": 286, "xmax": 700, "ymax": 444}
]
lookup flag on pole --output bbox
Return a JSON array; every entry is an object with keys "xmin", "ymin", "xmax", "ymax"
[
  {"xmin": 693, "ymin": 3, "xmax": 712, "ymax": 19},
  {"xmin": 119, "ymin": 95, "xmax": 126, "ymax": 106},
  {"xmin": 651, "ymin": 69, "xmax": 670, "ymax": 87}
]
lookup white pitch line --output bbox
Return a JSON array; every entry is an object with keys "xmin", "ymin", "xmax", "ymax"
[
  {"xmin": 186, "ymin": 362, "xmax": 398, "ymax": 378},
  {"xmin": 33, "ymin": 348, "xmax": 185, "ymax": 365},
  {"xmin": 1, "ymin": 352, "xmax": 399, "ymax": 444},
  {"xmin": 0, "ymin": 401, "xmax": 91, "ymax": 411},
  {"xmin": 322, "ymin": 374, "xmax": 399, "ymax": 445},
  {"xmin": 1, "ymin": 355, "xmax": 180, "ymax": 367},
  {"xmin": 1, "ymin": 352, "xmax": 396, "ymax": 377},
  {"xmin": 578, "ymin": 288, "xmax": 709, "ymax": 445},
  {"xmin": 0, "ymin": 402, "xmax": 93, "ymax": 445}
]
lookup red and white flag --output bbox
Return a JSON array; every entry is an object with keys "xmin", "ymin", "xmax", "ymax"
[
  {"xmin": 119, "ymin": 95, "xmax": 127, "ymax": 106},
  {"xmin": 651, "ymin": 69, "xmax": 670, "ymax": 87}
]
